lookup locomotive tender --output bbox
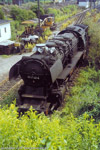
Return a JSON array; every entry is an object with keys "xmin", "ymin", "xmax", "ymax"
[{"xmin": 9, "ymin": 24, "xmax": 88, "ymax": 114}]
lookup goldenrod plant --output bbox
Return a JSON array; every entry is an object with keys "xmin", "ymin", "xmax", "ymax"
[
  {"xmin": 60, "ymin": 19, "xmax": 75, "ymax": 31},
  {"xmin": 0, "ymin": 103, "xmax": 100, "ymax": 149},
  {"xmin": 25, "ymin": 43, "xmax": 35, "ymax": 52}
]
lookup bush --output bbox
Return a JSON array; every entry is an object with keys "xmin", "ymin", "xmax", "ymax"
[
  {"xmin": 83, "ymin": 12, "xmax": 100, "ymax": 69},
  {"xmin": 43, "ymin": 28, "xmax": 52, "ymax": 36},
  {"xmin": 60, "ymin": 67, "xmax": 100, "ymax": 121},
  {"xmin": 27, "ymin": 10, "xmax": 36, "ymax": 20},
  {"xmin": 10, "ymin": 21, "xmax": 20, "ymax": 40},
  {"xmin": 10, "ymin": 6, "xmax": 36, "ymax": 22},
  {"xmin": 25, "ymin": 43, "xmax": 35, "ymax": 52},
  {"xmin": 0, "ymin": 9, "xmax": 4, "ymax": 19},
  {"xmin": 31, "ymin": 5, "xmax": 44, "ymax": 17},
  {"xmin": 61, "ymin": 5, "xmax": 77, "ymax": 14},
  {"xmin": 46, "ymin": 5, "xmax": 78, "ymax": 23},
  {"xmin": 0, "ymin": 104, "xmax": 100, "ymax": 149},
  {"xmin": 60, "ymin": 19, "xmax": 74, "ymax": 31},
  {"xmin": 47, "ymin": 8, "xmax": 63, "ymax": 16},
  {"xmin": 37, "ymin": 37, "xmax": 45, "ymax": 43}
]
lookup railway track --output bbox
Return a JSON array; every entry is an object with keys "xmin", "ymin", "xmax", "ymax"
[
  {"xmin": 49, "ymin": 9, "xmax": 89, "ymax": 39},
  {"xmin": 0, "ymin": 77, "xmax": 23, "ymax": 101},
  {"xmin": 56, "ymin": 8, "xmax": 89, "ymax": 31},
  {"xmin": 74, "ymin": 9, "xmax": 89, "ymax": 24}
]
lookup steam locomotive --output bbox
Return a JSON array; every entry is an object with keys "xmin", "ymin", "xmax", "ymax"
[{"xmin": 9, "ymin": 24, "xmax": 88, "ymax": 114}]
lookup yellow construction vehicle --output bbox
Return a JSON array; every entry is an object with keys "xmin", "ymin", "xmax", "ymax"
[
  {"xmin": 20, "ymin": 14, "xmax": 57, "ymax": 38},
  {"xmin": 40, "ymin": 14, "xmax": 57, "ymax": 31}
]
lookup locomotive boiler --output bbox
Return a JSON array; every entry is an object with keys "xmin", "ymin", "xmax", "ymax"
[{"xmin": 9, "ymin": 24, "xmax": 88, "ymax": 114}]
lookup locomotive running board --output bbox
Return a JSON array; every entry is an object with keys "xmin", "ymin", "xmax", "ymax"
[
  {"xmin": 58, "ymin": 51, "xmax": 83, "ymax": 80},
  {"xmin": 21, "ymin": 94, "xmax": 47, "ymax": 100},
  {"xmin": 18, "ymin": 102, "xmax": 51, "ymax": 113}
]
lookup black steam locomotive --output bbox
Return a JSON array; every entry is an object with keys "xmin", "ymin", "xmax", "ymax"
[{"xmin": 9, "ymin": 24, "xmax": 88, "ymax": 114}]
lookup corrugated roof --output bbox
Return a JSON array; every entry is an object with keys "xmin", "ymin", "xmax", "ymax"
[{"xmin": 0, "ymin": 20, "xmax": 11, "ymax": 25}]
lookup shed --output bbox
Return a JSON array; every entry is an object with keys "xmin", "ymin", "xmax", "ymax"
[
  {"xmin": 0, "ymin": 19, "xmax": 11, "ymax": 42},
  {"xmin": 0, "ymin": 20, "xmax": 16, "ymax": 55}
]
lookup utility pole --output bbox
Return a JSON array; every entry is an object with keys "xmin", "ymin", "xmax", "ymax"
[
  {"xmin": 90, "ymin": 0, "xmax": 92, "ymax": 9},
  {"xmin": 38, "ymin": 0, "xmax": 40, "ymax": 35},
  {"xmin": 94, "ymin": 0, "xmax": 95, "ymax": 8}
]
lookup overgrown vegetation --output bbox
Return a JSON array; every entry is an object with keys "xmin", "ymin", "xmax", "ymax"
[
  {"xmin": 84, "ymin": 10, "xmax": 100, "ymax": 69},
  {"xmin": 24, "ymin": 28, "xmax": 52, "ymax": 52},
  {"xmin": 30, "ymin": 4, "xmax": 45, "ymax": 17},
  {"xmin": 60, "ymin": 68, "xmax": 100, "ymax": 122},
  {"xmin": 1, "ymin": 104, "xmax": 100, "ymax": 149},
  {"xmin": 1, "ymin": 6, "xmax": 100, "ymax": 150},
  {"xmin": 0, "ymin": 8, "xmax": 4, "ymax": 19},
  {"xmin": 60, "ymin": 19, "xmax": 75, "ymax": 31},
  {"xmin": 0, "ymin": 3, "xmax": 78, "ymax": 40},
  {"xmin": 47, "ymin": 5, "xmax": 78, "ymax": 23},
  {"xmin": 10, "ymin": 6, "xmax": 36, "ymax": 22},
  {"xmin": 10, "ymin": 21, "xmax": 25, "ymax": 40},
  {"xmin": 1, "ymin": 67, "xmax": 100, "ymax": 149}
]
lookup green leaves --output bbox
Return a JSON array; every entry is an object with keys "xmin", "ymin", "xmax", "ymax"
[
  {"xmin": 0, "ymin": 101, "xmax": 100, "ymax": 149},
  {"xmin": 84, "ymin": 11, "xmax": 100, "ymax": 69},
  {"xmin": 0, "ymin": 9, "xmax": 4, "ymax": 19},
  {"xmin": 61, "ymin": 67, "xmax": 100, "ymax": 124},
  {"xmin": 10, "ymin": 6, "xmax": 36, "ymax": 22},
  {"xmin": 31, "ymin": 4, "xmax": 44, "ymax": 17},
  {"xmin": 47, "ymin": 5, "xmax": 78, "ymax": 23}
]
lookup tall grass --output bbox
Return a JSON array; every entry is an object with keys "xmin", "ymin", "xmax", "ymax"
[{"xmin": 60, "ymin": 67, "xmax": 100, "ymax": 122}]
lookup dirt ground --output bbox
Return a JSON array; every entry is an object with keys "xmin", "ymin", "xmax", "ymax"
[{"xmin": 0, "ymin": 52, "xmax": 33, "ymax": 82}]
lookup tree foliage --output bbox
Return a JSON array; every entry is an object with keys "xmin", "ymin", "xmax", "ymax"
[
  {"xmin": 10, "ymin": 6, "xmax": 36, "ymax": 22},
  {"xmin": 0, "ymin": 9, "xmax": 4, "ymax": 19},
  {"xmin": 31, "ymin": 4, "xmax": 45, "ymax": 17},
  {"xmin": 84, "ymin": 11, "xmax": 100, "ymax": 69},
  {"xmin": 47, "ymin": 5, "xmax": 78, "ymax": 23}
]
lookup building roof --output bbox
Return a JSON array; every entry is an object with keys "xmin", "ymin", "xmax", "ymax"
[
  {"xmin": 0, "ymin": 20, "xmax": 11, "ymax": 25},
  {"xmin": 0, "ymin": 40, "xmax": 15, "ymax": 46}
]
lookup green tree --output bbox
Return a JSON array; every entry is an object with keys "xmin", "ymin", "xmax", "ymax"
[
  {"xmin": 27, "ymin": 10, "xmax": 36, "ymax": 19},
  {"xmin": 0, "ymin": 9, "xmax": 4, "ymax": 19},
  {"xmin": 10, "ymin": 6, "xmax": 36, "ymax": 22},
  {"xmin": 31, "ymin": 4, "xmax": 44, "ymax": 17}
]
